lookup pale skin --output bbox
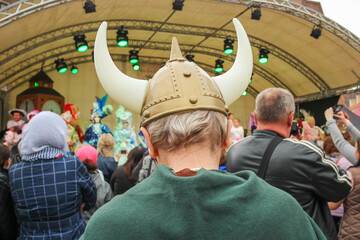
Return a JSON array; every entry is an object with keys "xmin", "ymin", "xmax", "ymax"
[
  {"xmin": 254, "ymin": 111, "xmax": 294, "ymax": 138},
  {"xmin": 9, "ymin": 112, "xmax": 23, "ymax": 131},
  {"xmin": 140, "ymin": 119, "xmax": 233, "ymax": 172}
]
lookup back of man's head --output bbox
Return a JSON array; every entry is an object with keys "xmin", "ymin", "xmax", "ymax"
[
  {"xmin": 0, "ymin": 144, "xmax": 10, "ymax": 169},
  {"xmin": 145, "ymin": 110, "xmax": 227, "ymax": 153},
  {"xmin": 255, "ymin": 88, "xmax": 295, "ymax": 124}
]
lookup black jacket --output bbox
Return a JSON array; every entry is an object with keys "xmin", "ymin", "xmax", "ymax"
[
  {"xmin": 226, "ymin": 130, "xmax": 352, "ymax": 240},
  {"xmin": 0, "ymin": 168, "xmax": 18, "ymax": 240}
]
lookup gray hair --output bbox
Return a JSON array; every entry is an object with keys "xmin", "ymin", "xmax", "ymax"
[
  {"xmin": 255, "ymin": 88, "xmax": 295, "ymax": 124},
  {"xmin": 145, "ymin": 110, "xmax": 227, "ymax": 152}
]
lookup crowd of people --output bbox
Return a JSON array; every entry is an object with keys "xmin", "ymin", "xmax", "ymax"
[{"xmin": 0, "ymin": 18, "xmax": 359, "ymax": 240}]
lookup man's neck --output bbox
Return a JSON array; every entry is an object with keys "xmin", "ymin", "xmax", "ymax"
[
  {"xmin": 157, "ymin": 140, "xmax": 221, "ymax": 172},
  {"xmin": 257, "ymin": 122, "xmax": 290, "ymax": 138}
]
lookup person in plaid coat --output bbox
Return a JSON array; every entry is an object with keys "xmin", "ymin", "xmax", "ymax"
[{"xmin": 9, "ymin": 111, "xmax": 97, "ymax": 240}]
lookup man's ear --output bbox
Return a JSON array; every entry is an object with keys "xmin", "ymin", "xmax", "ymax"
[
  {"xmin": 140, "ymin": 127, "xmax": 158, "ymax": 158},
  {"xmin": 223, "ymin": 119, "xmax": 233, "ymax": 148},
  {"xmin": 254, "ymin": 112, "xmax": 258, "ymax": 125},
  {"xmin": 288, "ymin": 112, "xmax": 294, "ymax": 127}
]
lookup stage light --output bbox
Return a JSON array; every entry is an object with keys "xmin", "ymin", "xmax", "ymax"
[
  {"xmin": 129, "ymin": 50, "xmax": 139, "ymax": 64},
  {"xmin": 242, "ymin": 90, "xmax": 247, "ymax": 96},
  {"xmin": 250, "ymin": 72, "xmax": 254, "ymax": 83},
  {"xmin": 251, "ymin": 7, "xmax": 261, "ymax": 20},
  {"xmin": 310, "ymin": 25, "xmax": 322, "ymax": 39},
  {"xmin": 55, "ymin": 59, "xmax": 68, "ymax": 73},
  {"xmin": 173, "ymin": 0, "xmax": 184, "ymax": 10},
  {"xmin": 74, "ymin": 34, "xmax": 88, "ymax": 53},
  {"xmin": 133, "ymin": 64, "xmax": 140, "ymax": 71},
  {"xmin": 71, "ymin": 66, "xmax": 79, "ymax": 74},
  {"xmin": 83, "ymin": 0, "xmax": 96, "ymax": 14},
  {"xmin": 185, "ymin": 54, "xmax": 195, "ymax": 62},
  {"xmin": 34, "ymin": 82, "xmax": 39, "ymax": 87},
  {"xmin": 259, "ymin": 49, "xmax": 270, "ymax": 64},
  {"xmin": 117, "ymin": 26, "xmax": 128, "ymax": 47},
  {"xmin": 224, "ymin": 38, "xmax": 234, "ymax": 55},
  {"xmin": 215, "ymin": 59, "xmax": 224, "ymax": 73}
]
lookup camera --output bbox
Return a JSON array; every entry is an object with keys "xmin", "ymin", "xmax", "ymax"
[
  {"xmin": 333, "ymin": 104, "xmax": 343, "ymax": 114},
  {"xmin": 290, "ymin": 120, "xmax": 302, "ymax": 136}
]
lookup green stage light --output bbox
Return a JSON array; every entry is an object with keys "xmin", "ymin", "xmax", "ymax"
[
  {"xmin": 259, "ymin": 49, "xmax": 269, "ymax": 64},
  {"xmin": 242, "ymin": 90, "xmax": 247, "ymax": 96},
  {"xmin": 224, "ymin": 38, "xmax": 234, "ymax": 55},
  {"xmin": 74, "ymin": 34, "xmax": 89, "ymax": 53},
  {"xmin": 55, "ymin": 58, "xmax": 68, "ymax": 73},
  {"xmin": 133, "ymin": 64, "xmax": 140, "ymax": 71},
  {"xmin": 117, "ymin": 26, "xmax": 129, "ymax": 47},
  {"xmin": 129, "ymin": 50, "xmax": 139, "ymax": 64},
  {"xmin": 71, "ymin": 66, "xmax": 79, "ymax": 74},
  {"xmin": 215, "ymin": 59, "xmax": 224, "ymax": 73},
  {"xmin": 34, "ymin": 82, "xmax": 39, "ymax": 87}
]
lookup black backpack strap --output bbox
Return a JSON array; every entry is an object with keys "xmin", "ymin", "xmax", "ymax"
[{"xmin": 257, "ymin": 136, "xmax": 283, "ymax": 179}]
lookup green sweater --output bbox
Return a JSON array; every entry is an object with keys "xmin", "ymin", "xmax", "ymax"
[{"xmin": 81, "ymin": 164, "xmax": 325, "ymax": 240}]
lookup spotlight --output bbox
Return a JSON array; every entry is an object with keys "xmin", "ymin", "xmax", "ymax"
[
  {"xmin": 258, "ymin": 49, "xmax": 270, "ymax": 64},
  {"xmin": 129, "ymin": 50, "xmax": 139, "ymax": 64},
  {"xmin": 224, "ymin": 38, "xmax": 234, "ymax": 55},
  {"xmin": 185, "ymin": 54, "xmax": 195, "ymax": 62},
  {"xmin": 71, "ymin": 66, "xmax": 79, "ymax": 74},
  {"xmin": 215, "ymin": 59, "xmax": 224, "ymax": 73},
  {"xmin": 55, "ymin": 59, "xmax": 68, "ymax": 73},
  {"xmin": 83, "ymin": 0, "xmax": 96, "ymax": 14},
  {"xmin": 242, "ymin": 90, "xmax": 248, "ymax": 96},
  {"xmin": 34, "ymin": 82, "xmax": 39, "ymax": 87},
  {"xmin": 251, "ymin": 7, "xmax": 261, "ymax": 20},
  {"xmin": 310, "ymin": 25, "xmax": 322, "ymax": 39},
  {"xmin": 117, "ymin": 26, "xmax": 128, "ymax": 47},
  {"xmin": 173, "ymin": 0, "xmax": 184, "ymax": 11},
  {"xmin": 133, "ymin": 64, "xmax": 140, "ymax": 71},
  {"xmin": 74, "ymin": 34, "xmax": 88, "ymax": 53}
]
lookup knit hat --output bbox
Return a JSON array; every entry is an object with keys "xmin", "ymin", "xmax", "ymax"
[{"xmin": 76, "ymin": 145, "xmax": 98, "ymax": 163}]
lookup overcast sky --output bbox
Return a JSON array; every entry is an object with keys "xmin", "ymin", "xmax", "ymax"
[{"xmin": 317, "ymin": 0, "xmax": 360, "ymax": 37}]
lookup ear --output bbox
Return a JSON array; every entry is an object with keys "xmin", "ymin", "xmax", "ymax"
[
  {"xmin": 140, "ymin": 127, "xmax": 158, "ymax": 158},
  {"xmin": 254, "ymin": 112, "xmax": 258, "ymax": 125},
  {"xmin": 288, "ymin": 112, "xmax": 294, "ymax": 127},
  {"xmin": 223, "ymin": 119, "xmax": 233, "ymax": 148}
]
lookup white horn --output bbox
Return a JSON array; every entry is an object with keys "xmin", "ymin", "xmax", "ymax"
[
  {"xmin": 94, "ymin": 22, "xmax": 148, "ymax": 113},
  {"xmin": 213, "ymin": 18, "xmax": 253, "ymax": 105}
]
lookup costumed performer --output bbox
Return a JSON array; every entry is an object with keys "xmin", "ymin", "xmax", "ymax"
[
  {"xmin": 64, "ymin": 104, "xmax": 85, "ymax": 143},
  {"xmin": 113, "ymin": 105, "xmax": 137, "ymax": 161},
  {"xmin": 4, "ymin": 109, "xmax": 26, "ymax": 149},
  {"xmin": 84, "ymin": 95, "xmax": 113, "ymax": 147},
  {"xmin": 61, "ymin": 111, "xmax": 80, "ymax": 154},
  {"xmin": 80, "ymin": 18, "xmax": 325, "ymax": 240}
]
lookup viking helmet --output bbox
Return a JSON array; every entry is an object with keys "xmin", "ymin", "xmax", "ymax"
[{"xmin": 94, "ymin": 18, "xmax": 253, "ymax": 126}]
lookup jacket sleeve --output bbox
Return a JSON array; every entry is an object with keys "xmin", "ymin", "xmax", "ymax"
[
  {"xmin": 0, "ymin": 179, "xmax": 19, "ymax": 240},
  {"xmin": 308, "ymin": 144, "xmax": 352, "ymax": 202},
  {"xmin": 346, "ymin": 122, "xmax": 360, "ymax": 142},
  {"xmin": 327, "ymin": 119, "xmax": 357, "ymax": 164},
  {"xmin": 76, "ymin": 159, "xmax": 97, "ymax": 210}
]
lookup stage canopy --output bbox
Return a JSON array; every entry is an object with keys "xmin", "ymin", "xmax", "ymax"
[{"xmin": 0, "ymin": 0, "xmax": 359, "ymax": 101}]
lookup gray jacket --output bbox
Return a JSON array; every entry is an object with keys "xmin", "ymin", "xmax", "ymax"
[
  {"xmin": 226, "ymin": 129, "xmax": 352, "ymax": 240},
  {"xmin": 82, "ymin": 170, "xmax": 113, "ymax": 222}
]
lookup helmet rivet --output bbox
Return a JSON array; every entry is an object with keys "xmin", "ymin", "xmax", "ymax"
[
  {"xmin": 143, "ymin": 110, "xmax": 150, "ymax": 118},
  {"xmin": 183, "ymin": 72, "xmax": 191, "ymax": 77},
  {"xmin": 189, "ymin": 95, "xmax": 198, "ymax": 104},
  {"xmin": 224, "ymin": 105, "xmax": 230, "ymax": 112}
]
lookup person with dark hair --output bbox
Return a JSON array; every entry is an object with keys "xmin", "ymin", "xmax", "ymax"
[
  {"xmin": 0, "ymin": 143, "xmax": 18, "ymax": 240},
  {"xmin": 9, "ymin": 111, "xmax": 97, "ymax": 239},
  {"xmin": 76, "ymin": 145, "xmax": 113, "ymax": 222},
  {"xmin": 110, "ymin": 146, "xmax": 145, "ymax": 196}
]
